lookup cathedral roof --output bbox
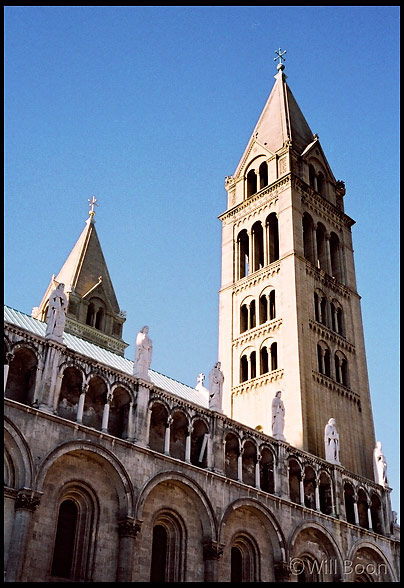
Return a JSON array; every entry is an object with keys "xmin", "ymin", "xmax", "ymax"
[{"xmin": 4, "ymin": 305, "xmax": 209, "ymax": 409}]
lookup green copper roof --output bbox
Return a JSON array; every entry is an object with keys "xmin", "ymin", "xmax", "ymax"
[{"xmin": 4, "ymin": 305, "xmax": 209, "ymax": 409}]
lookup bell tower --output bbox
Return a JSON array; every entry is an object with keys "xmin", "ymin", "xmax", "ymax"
[{"xmin": 218, "ymin": 52, "xmax": 376, "ymax": 479}]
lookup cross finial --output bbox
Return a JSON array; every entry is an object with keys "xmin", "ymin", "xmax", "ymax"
[
  {"xmin": 88, "ymin": 195, "xmax": 98, "ymax": 217},
  {"xmin": 274, "ymin": 48, "xmax": 287, "ymax": 71}
]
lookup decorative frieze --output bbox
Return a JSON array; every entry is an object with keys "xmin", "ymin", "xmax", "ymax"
[
  {"xmin": 309, "ymin": 320, "xmax": 355, "ymax": 354},
  {"xmin": 233, "ymin": 262, "xmax": 281, "ymax": 295},
  {"xmin": 312, "ymin": 371, "xmax": 360, "ymax": 403},
  {"xmin": 233, "ymin": 319, "xmax": 282, "ymax": 348}
]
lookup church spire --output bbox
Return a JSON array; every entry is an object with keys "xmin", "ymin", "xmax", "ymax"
[{"xmin": 32, "ymin": 197, "xmax": 128, "ymax": 356}]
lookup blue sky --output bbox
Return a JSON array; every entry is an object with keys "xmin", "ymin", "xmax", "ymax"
[{"xmin": 4, "ymin": 6, "xmax": 400, "ymax": 517}]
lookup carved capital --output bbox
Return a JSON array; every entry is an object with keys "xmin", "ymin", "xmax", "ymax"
[
  {"xmin": 203, "ymin": 540, "xmax": 224, "ymax": 561},
  {"xmin": 274, "ymin": 561, "xmax": 291, "ymax": 581},
  {"xmin": 5, "ymin": 352, "xmax": 14, "ymax": 365},
  {"xmin": 118, "ymin": 517, "xmax": 142, "ymax": 539},
  {"xmin": 14, "ymin": 489, "xmax": 41, "ymax": 512}
]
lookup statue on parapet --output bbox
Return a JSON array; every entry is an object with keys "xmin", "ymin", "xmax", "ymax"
[
  {"xmin": 272, "ymin": 391, "xmax": 286, "ymax": 441},
  {"xmin": 45, "ymin": 283, "xmax": 67, "ymax": 343},
  {"xmin": 373, "ymin": 441, "xmax": 388, "ymax": 487},
  {"xmin": 324, "ymin": 418, "xmax": 340, "ymax": 465},
  {"xmin": 133, "ymin": 326, "xmax": 152, "ymax": 380},
  {"xmin": 208, "ymin": 362, "xmax": 224, "ymax": 412}
]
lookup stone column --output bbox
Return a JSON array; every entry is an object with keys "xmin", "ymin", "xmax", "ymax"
[
  {"xmin": 367, "ymin": 503, "xmax": 373, "ymax": 531},
  {"xmin": 299, "ymin": 477, "xmax": 305, "ymax": 507},
  {"xmin": 5, "ymin": 489, "xmax": 41, "ymax": 582},
  {"xmin": 185, "ymin": 425, "xmax": 193, "ymax": 464},
  {"xmin": 164, "ymin": 416, "xmax": 173, "ymax": 456},
  {"xmin": 51, "ymin": 370, "xmax": 64, "ymax": 413},
  {"xmin": 315, "ymin": 483, "xmax": 320, "ymax": 511},
  {"xmin": 353, "ymin": 501, "xmax": 359, "ymax": 526},
  {"xmin": 203, "ymin": 541, "xmax": 224, "ymax": 582},
  {"xmin": 127, "ymin": 402, "xmax": 135, "ymax": 442},
  {"xmin": 101, "ymin": 392, "xmax": 113, "ymax": 433},
  {"xmin": 116, "ymin": 518, "xmax": 141, "ymax": 582},
  {"xmin": 255, "ymin": 454, "xmax": 261, "ymax": 490},
  {"xmin": 237, "ymin": 447, "xmax": 243, "ymax": 482},
  {"xmin": 76, "ymin": 384, "xmax": 87, "ymax": 424},
  {"xmin": 274, "ymin": 561, "xmax": 291, "ymax": 583}
]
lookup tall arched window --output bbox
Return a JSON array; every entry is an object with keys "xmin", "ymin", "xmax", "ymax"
[
  {"xmin": 150, "ymin": 525, "xmax": 167, "ymax": 582},
  {"xmin": 270, "ymin": 342, "xmax": 278, "ymax": 371},
  {"xmin": 303, "ymin": 213, "xmax": 315, "ymax": 265},
  {"xmin": 259, "ymin": 161, "xmax": 268, "ymax": 189},
  {"xmin": 225, "ymin": 432, "xmax": 239, "ymax": 480},
  {"xmin": 50, "ymin": 485, "xmax": 98, "ymax": 582},
  {"xmin": 309, "ymin": 164, "xmax": 316, "ymax": 189},
  {"xmin": 150, "ymin": 512, "xmax": 185, "ymax": 582},
  {"xmin": 230, "ymin": 535, "xmax": 259, "ymax": 582},
  {"xmin": 252, "ymin": 221, "xmax": 264, "ymax": 271},
  {"xmin": 316, "ymin": 223, "xmax": 327, "ymax": 271},
  {"xmin": 330, "ymin": 232, "xmax": 341, "ymax": 281},
  {"xmin": 246, "ymin": 170, "xmax": 257, "ymax": 198},
  {"xmin": 319, "ymin": 472, "xmax": 333, "ymax": 515},
  {"xmin": 260, "ymin": 448, "xmax": 274, "ymax": 494},
  {"xmin": 238, "ymin": 230, "xmax": 249, "ymax": 279},
  {"xmin": 344, "ymin": 483, "xmax": 356, "ymax": 525},
  {"xmin": 266, "ymin": 213, "xmax": 279, "ymax": 263},
  {"xmin": 51, "ymin": 499, "xmax": 78, "ymax": 579},
  {"xmin": 86, "ymin": 302, "xmax": 95, "ymax": 326}
]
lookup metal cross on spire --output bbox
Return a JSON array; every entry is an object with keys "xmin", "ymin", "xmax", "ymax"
[
  {"xmin": 274, "ymin": 48, "xmax": 287, "ymax": 66},
  {"xmin": 88, "ymin": 195, "xmax": 98, "ymax": 218}
]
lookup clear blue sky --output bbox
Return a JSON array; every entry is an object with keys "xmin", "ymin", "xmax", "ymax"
[{"xmin": 4, "ymin": 6, "xmax": 400, "ymax": 518}]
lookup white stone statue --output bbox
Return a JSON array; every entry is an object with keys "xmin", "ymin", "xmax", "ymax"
[
  {"xmin": 272, "ymin": 391, "xmax": 286, "ymax": 441},
  {"xmin": 373, "ymin": 441, "xmax": 388, "ymax": 487},
  {"xmin": 133, "ymin": 326, "xmax": 152, "ymax": 380},
  {"xmin": 45, "ymin": 283, "xmax": 67, "ymax": 342},
  {"xmin": 208, "ymin": 362, "xmax": 224, "ymax": 412},
  {"xmin": 324, "ymin": 418, "xmax": 340, "ymax": 464}
]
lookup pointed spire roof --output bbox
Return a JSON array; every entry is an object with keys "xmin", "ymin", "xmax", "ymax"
[
  {"xmin": 55, "ymin": 214, "xmax": 119, "ymax": 312},
  {"xmin": 254, "ymin": 65, "xmax": 315, "ymax": 155},
  {"xmin": 235, "ymin": 59, "xmax": 316, "ymax": 177}
]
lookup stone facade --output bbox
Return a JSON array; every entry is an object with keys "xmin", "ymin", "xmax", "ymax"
[{"xmin": 3, "ymin": 323, "xmax": 400, "ymax": 581}]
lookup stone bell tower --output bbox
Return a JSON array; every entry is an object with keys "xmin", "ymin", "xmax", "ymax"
[{"xmin": 218, "ymin": 52, "xmax": 376, "ymax": 479}]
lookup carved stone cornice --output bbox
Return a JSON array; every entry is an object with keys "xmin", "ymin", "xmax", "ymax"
[
  {"xmin": 293, "ymin": 175, "xmax": 355, "ymax": 230},
  {"xmin": 309, "ymin": 320, "xmax": 355, "ymax": 354},
  {"xmin": 305, "ymin": 262, "xmax": 352, "ymax": 299},
  {"xmin": 233, "ymin": 319, "xmax": 282, "ymax": 348},
  {"xmin": 232, "ymin": 262, "xmax": 281, "ymax": 295},
  {"xmin": 312, "ymin": 371, "xmax": 360, "ymax": 404},
  {"xmin": 232, "ymin": 369, "xmax": 284, "ymax": 396},
  {"xmin": 219, "ymin": 174, "xmax": 291, "ymax": 225}
]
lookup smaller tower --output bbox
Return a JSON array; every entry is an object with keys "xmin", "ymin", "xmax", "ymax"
[{"xmin": 32, "ymin": 198, "xmax": 128, "ymax": 356}]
